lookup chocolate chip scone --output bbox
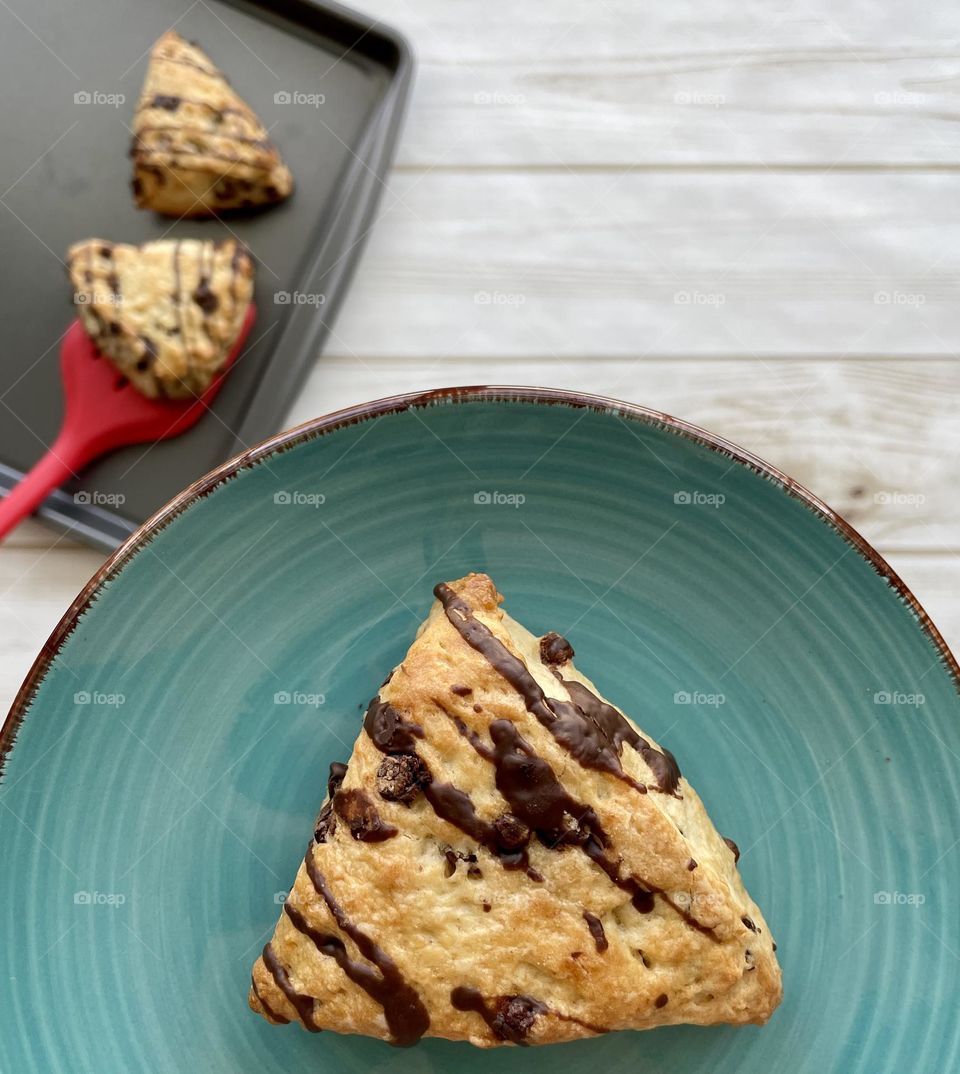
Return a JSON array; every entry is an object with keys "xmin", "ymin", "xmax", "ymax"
[
  {"xmin": 250, "ymin": 573, "xmax": 782, "ymax": 1047},
  {"xmin": 67, "ymin": 238, "xmax": 254, "ymax": 399},
  {"xmin": 131, "ymin": 30, "xmax": 293, "ymax": 217}
]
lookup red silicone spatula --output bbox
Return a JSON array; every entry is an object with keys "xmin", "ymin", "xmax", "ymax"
[{"xmin": 0, "ymin": 304, "xmax": 256, "ymax": 541}]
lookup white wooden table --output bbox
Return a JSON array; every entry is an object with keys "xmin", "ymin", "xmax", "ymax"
[{"xmin": 3, "ymin": 0, "xmax": 959, "ymax": 713}]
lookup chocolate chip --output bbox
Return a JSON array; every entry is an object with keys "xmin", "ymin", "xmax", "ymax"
[
  {"xmin": 540, "ymin": 631, "xmax": 574, "ymax": 665},
  {"xmin": 264, "ymin": 184, "xmax": 279, "ymax": 199},
  {"xmin": 99, "ymin": 246, "xmax": 113, "ymax": 258},
  {"xmin": 313, "ymin": 801, "xmax": 335, "ymax": 843},
  {"xmin": 327, "ymin": 761, "xmax": 347, "ymax": 797},
  {"xmin": 654, "ymin": 993, "xmax": 668, "ymax": 1009},
  {"xmin": 482, "ymin": 901, "xmax": 492, "ymax": 912},
  {"xmin": 473, "ymin": 704, "xmax": 483, "ymax": 713},
  {"xmin": 493, "ymin": 812, "xmax": 530, "ymax": 851},
  {"xmin": 192, "ymin": 278, "xmax": 219, "ymax": 314},
  {"xmin": 139, "ymin": 336, "xmax": 158, "ymax": 362},
  {"xmin": 333, "ymin": 788, "xmax": 398, "ymax": 842},
  {"xmin": 376, "ymin": 754, "xmax": 431, "ymax": 803},
  {"xmin": 131, "ymin": 177, "xmax": 143, "ymax": 198},
  {"xmin": 741, "ymin": 915, "xmax": 758, "ymax": 933},
  {"xmin": 450, "ymin": 684, "xmax": 472, "ymax": 697},
  {"xmin": 724, "ymin": 836, "xmax": 740, "ymax": 864},
  {"xmin": 108, "ymin": 321, "xmax": 121, "ymax": 336},
  {"xmin": 493, "ymin": 996, "xmax": 542, "ymax": 1040},
  {"xmin": 313, "ymin": 763, "xmax": 347, "ymax": 843},
  {"xmin": 687, "ymin": 858, "xmax": 698, "ymax": 870},
  {"xmin": 583, "ymin": 911, "xmax": 608, "ymax": 953},
  {"xmin": 632, "ymin": 890, "xmax": 655, "ymax": 914},
  {"xmin": 152, "ymin": 94, "xmax": 181, "ymax": 111},
  {"xmin": 443, "ymin": 847, "xmax": 478, "ymax": 877}
]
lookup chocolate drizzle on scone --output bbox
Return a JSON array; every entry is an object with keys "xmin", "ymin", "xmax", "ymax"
[
  {"xmin": 261, "ymin": 943, "xmax": 321, "ymax": 1031},
  {"xmin": 446, "ymin": 713, "xmax": 690, "ymax": 921},
  {"xmin": 302, "ymin": 847, "xmax": 430, "ymax": 1046},
  {"xmin": 451, "ymin": 987, "xmax": 608, "ymax": 1044},
  {"xmin": 250, "ymin": 973, "xmax": 289, "ymax": 1025},
  {"xmin": 433, "ymin": 583, "xmax": 681, "ymax": 797},
  {"xmin": 365, "ymin": 697, "xmax": 541, "ymax": 878}
]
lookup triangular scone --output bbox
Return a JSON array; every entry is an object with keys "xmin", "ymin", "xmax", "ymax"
[
  {"xmin": 250, "ymin": 573, "xmax": 782, "ymax": 1047},
  {"xmin": 131, "ymin": 31, "xmax": 293, "ymax": 217},
  {"xmin": 67, "ymin": 238, "xmax": 254, "ymax": 398}
]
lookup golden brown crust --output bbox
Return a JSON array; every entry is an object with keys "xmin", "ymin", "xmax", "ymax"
[
  {"xmin": 67, "ymin": 237, "xmax": 254, "ymax": 398},
  {"xmin": 250, "ymin": 573, "xmax": 782, "ymax": 1046},
  {"xmin": 132, "ymin": 31, "xmax": 292, "ymax": 217}
]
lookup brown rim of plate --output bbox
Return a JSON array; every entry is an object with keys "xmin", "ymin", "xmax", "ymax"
[{"xmin": 2, "ymin": 384, "xmax": 958, "ymax": 780}]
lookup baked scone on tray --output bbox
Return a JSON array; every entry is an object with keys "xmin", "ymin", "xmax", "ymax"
[
  {"xmin": 131, "ymin": 30, "xmax": 293, "ymax": 217},
  {"xmin": 249, "ymin": 573, "xmax": 782, "ymax": 1047},
  {"xmin": 67, "ymin": 237, "xmax": 254, "ymax": 398}
]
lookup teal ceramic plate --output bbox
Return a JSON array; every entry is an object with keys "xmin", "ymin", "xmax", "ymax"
[{"xmin": 2, "ymin": 388, "xmax": 958, "ymax": 1073}]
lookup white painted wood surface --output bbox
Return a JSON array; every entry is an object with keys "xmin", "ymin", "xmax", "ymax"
[{"xmin": 2, "ymin": 0, "xmax": 959, "ymax": 715}]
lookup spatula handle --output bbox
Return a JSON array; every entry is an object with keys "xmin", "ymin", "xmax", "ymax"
[{"xmin": 0, "ymin": 433, "xmax": 84, "ymax": 541}]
